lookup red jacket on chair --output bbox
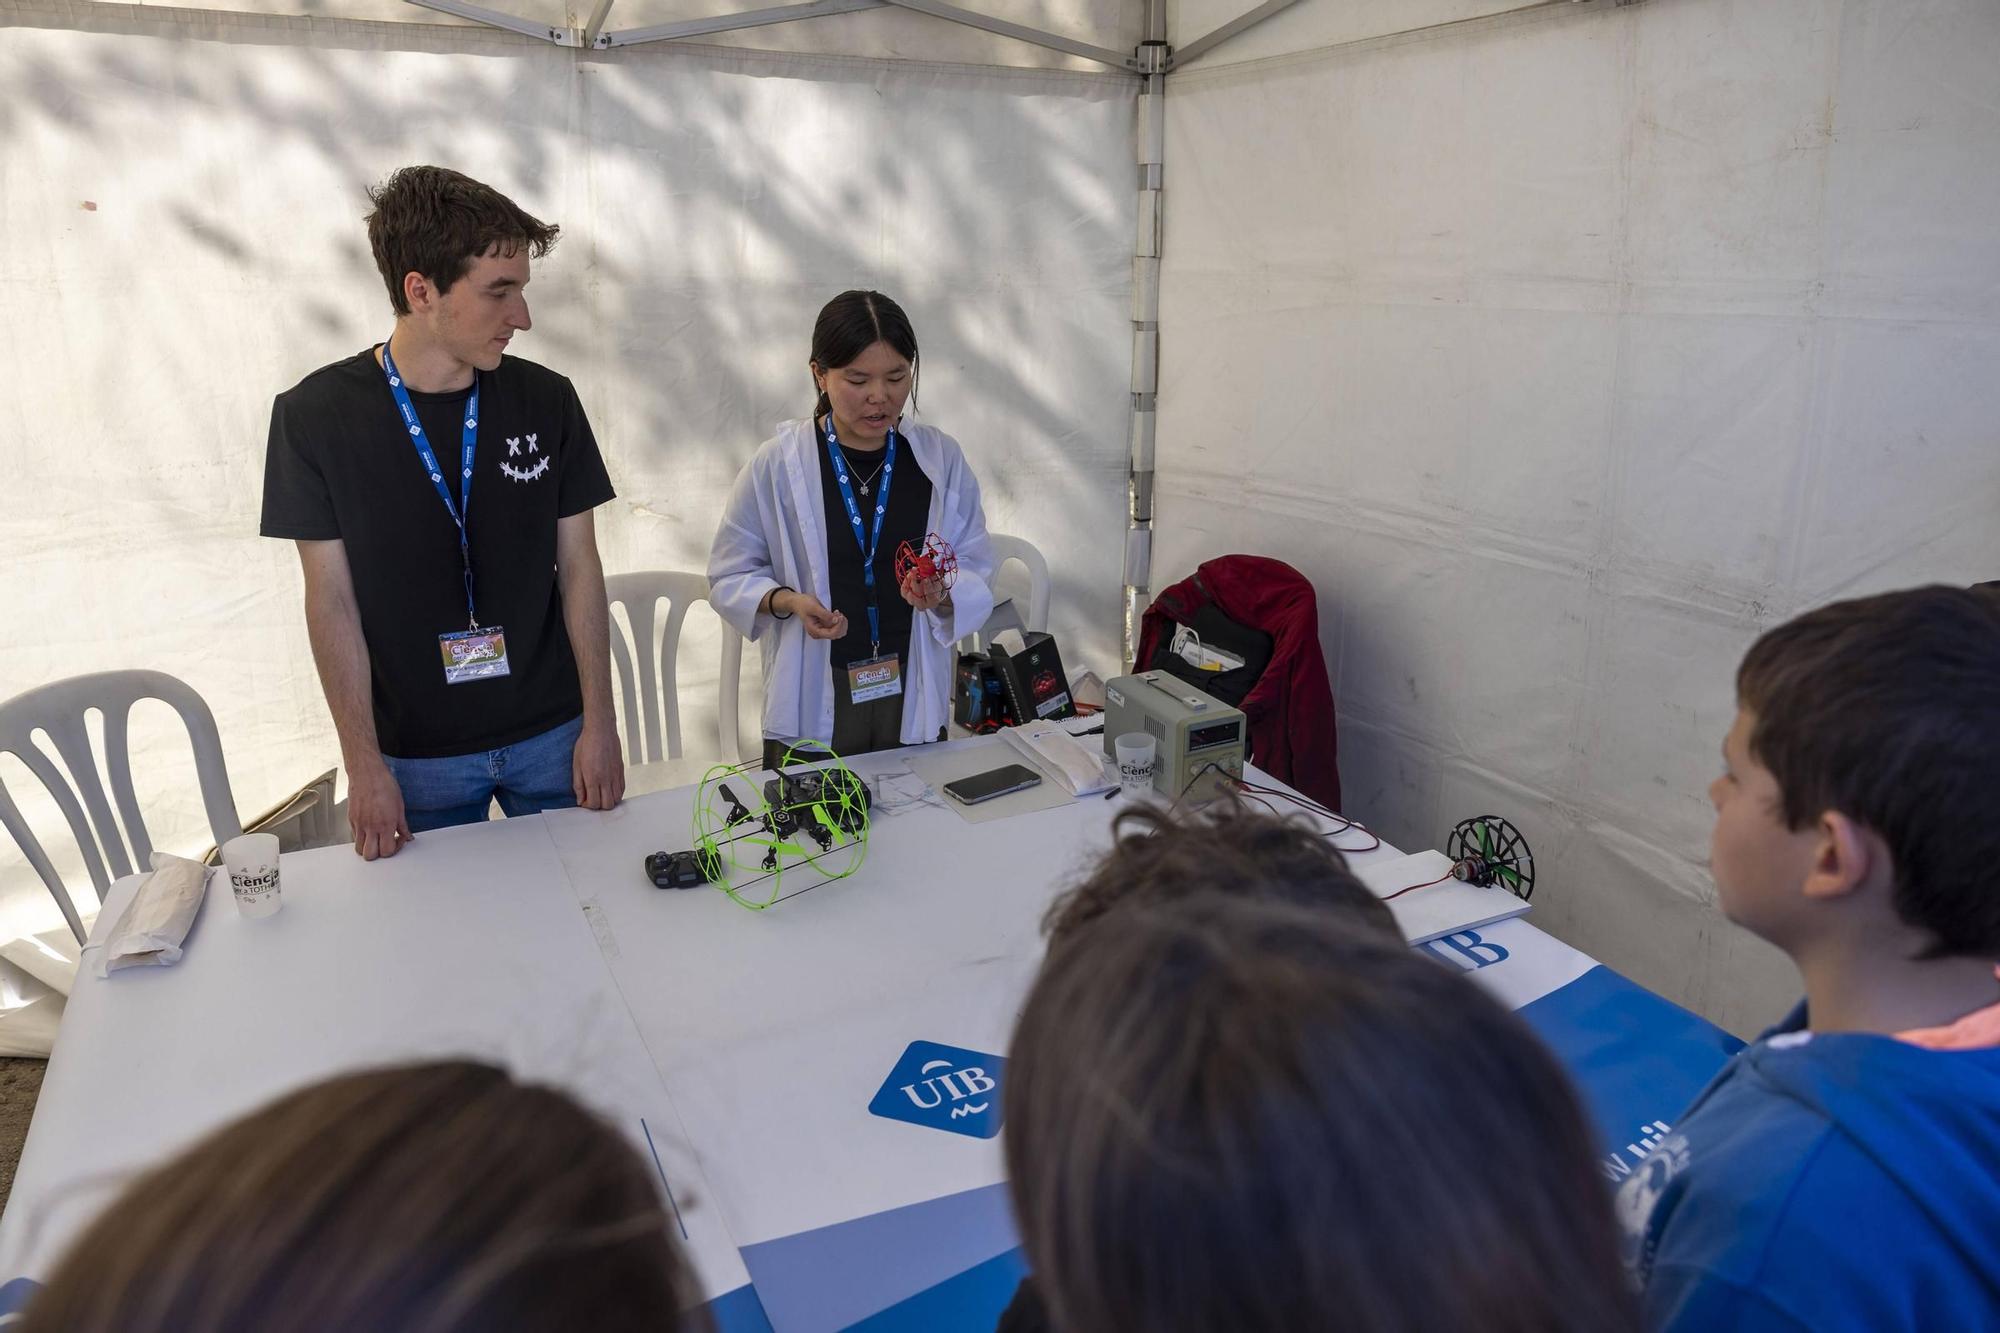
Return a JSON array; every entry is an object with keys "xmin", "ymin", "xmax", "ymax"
[{"xmin": 1135, "ymin": 556, "xmax": 1341, "ymax": 810}]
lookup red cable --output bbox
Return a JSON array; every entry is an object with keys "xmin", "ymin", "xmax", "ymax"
[
  {"xmin": 1381, "ymin": 868, "xmax": 1457, "ymax": 901},
  {"xmin": 1235, "ymin": 790, "xmax": 1285, "ymax": 819}
]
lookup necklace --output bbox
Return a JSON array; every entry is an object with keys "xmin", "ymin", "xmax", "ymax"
[
  {"xmin": 848, "ymin": 453, "xmax": 888, "ymax": 496},
  {"xmin": 827, "ymin": 417, "xmax": 890, "ymax": 494}
]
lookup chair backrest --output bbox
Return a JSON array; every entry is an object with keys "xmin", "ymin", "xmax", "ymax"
[
  {"xmin": 718, "ymin": 626, "xmax": 744, "ymax": 764},
  {"xmin": 604, "ymin": 571, "xmax": 745, "ymax": 766},
  {"xmin": 0, "ymin": 670, "xmax": 243, "ymax": 945},
  {"xmin": 987, "ymin": 534, "xmax": 1051, "ymax": 634}
]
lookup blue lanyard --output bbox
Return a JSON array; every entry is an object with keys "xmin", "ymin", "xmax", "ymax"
[
  {"xmin": 822, "ymin": 415, "xmax": 897, "ymax": 655},
  {"xmin": 380, "ymin": 340, "xmax": 481, "ymax": 628}
]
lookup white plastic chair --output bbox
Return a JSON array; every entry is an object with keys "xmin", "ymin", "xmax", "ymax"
[
  {"xmin": 605, "ymin": 572, "xmax": 746, "ymax": 793},
  {"xmin": 0, "ymin": 671, "xmax": 243, "ymax": 945},
  {"xmin": 989, "ymin": 534, "xmax": 1051, "ymax": 634},
  {"xmin": 965, "ymin": 533, "xmax": 1052, "ymax": 650}
]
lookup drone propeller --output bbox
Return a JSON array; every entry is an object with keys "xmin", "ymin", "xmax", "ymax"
[
  {"xmin": 717, "ymin": 782, "xmax": 755, "ymax": 828},
  {"xmin": 1446, "ymin": 815, "xmax": 1536, "ymax": 902}
]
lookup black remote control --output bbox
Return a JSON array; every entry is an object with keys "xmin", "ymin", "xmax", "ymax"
[{"xmin": 644, "ymin": 849, "xmax": 714, "ymax": 890}]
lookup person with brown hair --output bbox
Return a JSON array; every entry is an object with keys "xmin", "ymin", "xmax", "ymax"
[
  {"xmin": 1620, "ymin": 584, "xmax": 2000, "ymax": 1331},
  {"xmin": 1039, "ymin": 798, "xmax": 1396, "ymax": 944},
  {"xmin": 19, "ymin": 1060, "xmax": 700, "ymax": 1333},
  {"xmin": 1003, "ymin": 891, "xmax": 1637, "ymax": 1333},
  {"xmin": 997, "ymin": 801, "xmax": 1398, "ymax": 1332},
  {"xmin": 262, "ymin": 165, "xmax": 624, "ymax": 859}
]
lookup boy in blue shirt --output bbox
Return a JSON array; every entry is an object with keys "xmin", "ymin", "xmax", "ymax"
[{"xmin": 1621, "ymin": 584, "xmax": 2000, "ymax": 1330}]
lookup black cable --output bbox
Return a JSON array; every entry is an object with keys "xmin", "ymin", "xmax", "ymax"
[
  {"xmin": 1160, "ymin": 761, "xmax": 1234, "ymax": 817},
  {"xmin": 1231, "ymin": 777, "xmax": 1382, "ymax": 853}
]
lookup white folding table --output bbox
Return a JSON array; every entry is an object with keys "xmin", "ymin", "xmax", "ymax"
[{"xmin": 0, "ymin": 740, "xmax": 1740, "ymax": 1332}]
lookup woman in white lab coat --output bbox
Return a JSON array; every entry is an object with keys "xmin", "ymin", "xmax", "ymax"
[{"xmin": 709, "ymin": 291, "xmax": 994, "ymax": 767}]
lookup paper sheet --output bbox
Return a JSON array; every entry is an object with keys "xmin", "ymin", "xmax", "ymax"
[{"xmin": 899, "ymin": 744, "xmax": 1083, "ymax": 825}]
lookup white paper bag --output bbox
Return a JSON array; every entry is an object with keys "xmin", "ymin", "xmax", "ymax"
[
  {"xmin": 1002, "ymin": 720, "xmax": 1115, "ymax": 796},
  {"xmin": 87, "ymin": 852, "xmax": 210, "ymax": 978}
]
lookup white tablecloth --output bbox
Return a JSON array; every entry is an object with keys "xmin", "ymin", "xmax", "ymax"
[{"xmin": 0, "ymin": 738, "xmax": 1738, "ymax": 1332}]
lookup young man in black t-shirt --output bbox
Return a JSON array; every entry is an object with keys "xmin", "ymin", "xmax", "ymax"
[{"xmin": 260, "ymin": 166, "xmax": 623, "ymax": 859}]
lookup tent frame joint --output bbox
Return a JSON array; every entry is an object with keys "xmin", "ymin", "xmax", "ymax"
[{"xmin": 400, "ymin": 0, "xmax": 585, "ymax": 42}]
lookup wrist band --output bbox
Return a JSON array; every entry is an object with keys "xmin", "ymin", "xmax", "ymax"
[{"xmin": 769, "ymin": 585, "xmax": 797, "ymax": 620}]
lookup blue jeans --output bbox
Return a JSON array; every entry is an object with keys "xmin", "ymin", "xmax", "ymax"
[{"xmin": 383, "ymin": 715, "xmax": 583, "ymax": 833}]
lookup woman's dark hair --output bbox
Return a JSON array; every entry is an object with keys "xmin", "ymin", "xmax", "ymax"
[
  {"xmin": 366, "ymin": 166, "xmax": 559, "ymax": 316},
  {"xmin": 1005, "ymin": 894, "xmax": 1637, "ymax": 1333},
  {"xmin": 1041, "ymin": 799, "xmax": 1396, "ymax": 944},
  {"xmin": 809, "ymin": 290, "xmax": 919, "ymax": 420},
  {"xmin": 21, "ymin": 1060, "xmax": 700, "ymax": 1333},
  {"xmin": 1736, "ymin": 582, "xmax": 2000, "ymax": 958}
]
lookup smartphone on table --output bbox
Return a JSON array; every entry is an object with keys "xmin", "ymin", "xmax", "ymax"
[{"xmin": 943, "ymin": 763, "xmax": 1043, "ymax": 806}]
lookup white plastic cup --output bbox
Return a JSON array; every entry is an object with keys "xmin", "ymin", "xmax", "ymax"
[
  {"xmin": 1114, "ymin": 732, "xmax": 1158, "ymax": 799},
  {"xmin": 222, "ymin": 833, "xmax": 282, "ymax": 918}
]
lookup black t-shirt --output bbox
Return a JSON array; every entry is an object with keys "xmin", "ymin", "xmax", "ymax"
[
  {"xmin": 815, "ymin": 426, "xmax": 934, "ymax": 669},
  {"xmin": 260, "ymin": 348, "xmax": 615, "ymax": 758}
]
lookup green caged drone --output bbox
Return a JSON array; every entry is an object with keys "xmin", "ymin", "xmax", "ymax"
[{"xmin": 681, "ymin": 742, "xmax": 873, "ymax": 912}]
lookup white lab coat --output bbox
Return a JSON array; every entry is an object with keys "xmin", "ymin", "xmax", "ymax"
[{"xmin": 708, "ymin": 417, "xmax": 995, "ymax": 748}]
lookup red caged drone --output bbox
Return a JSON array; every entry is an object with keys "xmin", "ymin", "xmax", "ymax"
[{"xmin": 894, "ymin": 533, "xmax": 959, "ymax": 593}]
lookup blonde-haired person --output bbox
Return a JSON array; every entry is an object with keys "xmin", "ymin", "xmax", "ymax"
[{"xmin": 19, "ymin": 1061, "xmax": 700, "ymax": 1333}]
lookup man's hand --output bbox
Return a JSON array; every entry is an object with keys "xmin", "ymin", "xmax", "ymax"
[
  {"xmin": 300, "ymin": 541, "xmax": 407, "ymax": 860},
  {"xmin": 779, "ymin": 589, "xmax": 848, "ymax": 640},
  {"xmin": 348, "ymin": 759, "xmax": 412, "ymax": 861},
  {"xmin": 900, "ymin": 570, "xmax": 948, "ymax": 613},
  {"xmin": 573, "ymin": 719, "xmax": 625, "ymax": 811}
]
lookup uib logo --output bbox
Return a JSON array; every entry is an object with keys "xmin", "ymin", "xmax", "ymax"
[{"xmin": 868, "ymin": 1040, "xmax": 1006, "ymax": 1140}]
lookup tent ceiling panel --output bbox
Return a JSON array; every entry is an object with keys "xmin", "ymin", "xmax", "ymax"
[
  {"xmin": 594, "ymin": 0, "xmax": 1140, "ymax": 68},
  {"xmin": 87, "ymin": 0, "xmax": 1145, "ymax": 69},
  {"xmin": 1170, "ymin": 0, "xmax": 1589, "ymax": 72}
]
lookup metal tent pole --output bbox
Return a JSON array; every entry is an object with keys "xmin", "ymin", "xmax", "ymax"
[{"xmin": 1122, "ymin": 0, "xmax": 1166, "ymax": 669}]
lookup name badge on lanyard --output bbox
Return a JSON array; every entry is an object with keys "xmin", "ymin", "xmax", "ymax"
[
  {"xmin": 824, "ymin": 416, "xmax": 903, "ymax": 703},
  {"xmin": 380, "ymin": 340, "xmax": 510, "ymax": 685},
  {"xmin": 846, "ymin": 654, "xmax": 902, "ymax": 704}
]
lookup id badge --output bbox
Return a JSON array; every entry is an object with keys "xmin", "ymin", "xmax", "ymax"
[
  {"xmin": 846, "ymin": 653, "xmax": 903, "ymax": 704},
  {"xmin": 439, "ymin": 626, "xmax": 511, "ymax": 684}
]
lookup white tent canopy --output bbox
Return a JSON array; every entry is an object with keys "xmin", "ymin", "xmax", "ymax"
[{"xmin": 3, "ymin": 0, "xmax": 1997, "ymax": 1036}]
